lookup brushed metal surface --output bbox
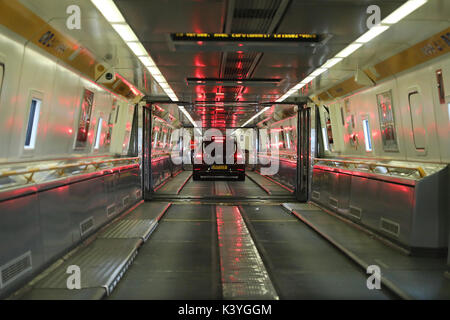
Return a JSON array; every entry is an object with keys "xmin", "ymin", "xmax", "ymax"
[
  {"xmin": 216, "ymin": 205, "xmax": 278, "ymax": 300},
  {"xmin": 0, "ymin": 194, "xmax": 44, "ymax": 293},
  {"xmin": 35, "ymin": 238, "xmax": 140, "ymax": 289},
  {"xmin": 99, "ymin": 219, "xmax": 157, "ymax": 241}
]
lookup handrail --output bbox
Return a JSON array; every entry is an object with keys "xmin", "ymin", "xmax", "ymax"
[
  {"xmin": 313, "ymin": 158, "xmax": 426, "ymax": 178},
  {"xmin": 0, "ymin": 157, "xmax": 139, "ymax": 183}
]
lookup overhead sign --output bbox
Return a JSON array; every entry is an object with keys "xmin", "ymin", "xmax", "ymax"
[{"xmin": 171, "ymin": 33, "xmax": 321, "ymax": 43}]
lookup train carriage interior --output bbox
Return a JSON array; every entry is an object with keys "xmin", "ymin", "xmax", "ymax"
[{"xmin": 0, "ymin": 0, "xmax": 449, "ymax": 304}]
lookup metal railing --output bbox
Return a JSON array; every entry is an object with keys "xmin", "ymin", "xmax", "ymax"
[
  {"xmin": 0, "ymin": 157, "xmax": 140, "ymax": 184},
  {"xmin": 313, "ymin": 158, "xmax": 426, "ymax": 178}
]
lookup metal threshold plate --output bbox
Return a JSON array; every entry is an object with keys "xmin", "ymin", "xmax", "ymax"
[
  {"xmin": 216, "ymin": 206, "xmax": 279, "ymax": 300},
  {"xmin": 34, "ymin": 238, "xmax": 140, "ymax": 294},
  {"xmin": 99, "ymin": 219, "xmax": 158, "ymax": 242}
]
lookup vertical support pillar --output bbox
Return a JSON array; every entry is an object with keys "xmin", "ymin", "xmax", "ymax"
[
  {"xmin": 296, "ymin": 104, "xmax": 311, "ymax": 202},
  {"xmin": 142, "ymin": 103, "xmax": 153, "ymax": 200},
  {"xmin": 254, "ymin": 127, "xmax": 260, "ymax": 171}
]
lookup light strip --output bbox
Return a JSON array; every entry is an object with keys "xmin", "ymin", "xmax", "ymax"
[
  {"xmin": 336, "ymin": 43, "xmax": 363, "ymax": 58},
  {"xmin": 139, "ymin": 56, "xmax": 155, "ymax": 67},
  {"xmin": 301, "ymin": 75, "xmax": 316, "ymax": 83},
  {"xmin": 355, "ymin": 25, "xmax": 390, "ymax": 43},
  {"xmin": 275, "ymin": 0, "xmax": 428, "ymax": 103},
  {"xmin": 90, "ymin": 0, "xmax": 194, "ymax": 129},
  {"xmin": 321, "ymin": 57, "xmax": 343, "ymax": 69},
  {"xmin": 242, "ymin": 107, "xmax": 271, "ymax": 127},
  {"xmin": 126, "ymin": 42, "xmax": 147, "ymax": 56},
  {"xmin": 112, "ymin": 24, "xmax": 139, "ymax": 42},
  {"xmin": 310, "ymin": 68, "xmax": 328, "ymax": 77},
  {"xmin": 383, "ymin": 0, "xmax": 428, "ymax": 24},
  {"xmin": 91, "ymin": 0, "xmax": 125, "ymax": 23}
]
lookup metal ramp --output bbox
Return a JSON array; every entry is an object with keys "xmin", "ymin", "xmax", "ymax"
[{"xmin": 12, "ymin": 202, "xmax": 171, "ymax": 300}]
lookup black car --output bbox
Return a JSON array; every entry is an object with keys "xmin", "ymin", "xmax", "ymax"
[{"xmin": 193, "ymin": 136, "xmax": 245, "ymax": 181}]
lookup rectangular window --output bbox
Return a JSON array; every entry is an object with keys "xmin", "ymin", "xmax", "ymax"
[
  {"xmin": 24, "ymin": 98, "xmax": 41, "ymax": 149},
  {"xmin": 94, "ymin": 118, "xmax": 103, "ymax": 150},
  {"xmin": 376, "ymin": 90, "xmax": 399, "ymax": 152},
  {"xmin": 105, "ymin": 99, "xmax": 118, "ymax": 147},
  {"xmin": 115, "ymin": 104, "xmax": 121, "ymax": 123},
  {"xmin": 448, "ymin": 103, "xmax": 450, "ymax": 122},
  {"xmin": 436, "ymin": 69, "xmax": 446, "ymax": 104},
  {"xmin": 285, "ymin": 131, "xmax": 291, "ymax": 149},
  {"xmin": 75, "ymin": 89, "xmax": 95, "ymax": 149},
  {"xmin": 0, "ymin": 64, "xmax": 4, "ymax": 98},
  {"xmin": 322, "ymin": 127, "xmax": 329, "ymax": 151},
  {"xmin": 408, "ymin": 91, "xmax": 426, "ymax": 150},
  {"xmin": 362, "ymin": 118, "xmax": 372, "ymax": 152}
]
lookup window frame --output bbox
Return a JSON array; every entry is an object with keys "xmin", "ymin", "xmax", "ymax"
[
  {"xmin": 407, "ymin": 89, "xmax": 427, "ymax": 154},
  {"xmin": 23, "ymin": 91, "xmax": 44, "ymax": 156},
  {"xmin": 93, "ymin": 117, "xmax": 103, "ymax": 150},
  {"xmin": 376, "ymin": 90, "xmax": 399, "ymax": 152},
  {"xmin": 0, "ymin": 63, "xmax": 4, "ymax": 100},
  {"xmin": 361, "ymin": 115, "xmax": 373, "ymax": 152},
  {"xmin": 74, "ymin": 88, "xmax": 95, "ymax": 150}
]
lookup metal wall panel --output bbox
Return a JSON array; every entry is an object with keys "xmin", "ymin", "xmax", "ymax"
[
  {"xmin": 0, "ymin": 193, "xmax": 44, "ymax": 295},
  {"xmin": 0, "ymin": 166, "xmax": 142, "ymax": 298},
  {"xmin": 349, "ymin": 176, "xmax": 380, "ymax": 226},
  {"xmin": 377, "ymin": 181, "xmax": 414, "ymax": 245},
  {"xmin": 336, "ymin": 172, "xmax": 351, "ymax": 213},
  {"xmin": 413, "ymin": 168, "xmax": 449, "ymax": 248},
  {"xmin": 117, "ymin": 166, "xmax": 141, "ymax": 210},
  {"xmin": 311, "ymin": 167, "xmax": 328, "ymax": 206},
  {"xmin": 68, "ymin": 176, "xmax": 108, "ymax": 242},
  {"xmin": 38, "ymin": 185, "xmax": 73, "ymax": 261}
]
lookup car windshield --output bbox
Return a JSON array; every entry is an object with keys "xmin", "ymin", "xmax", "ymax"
[{"xmin": 202, "ymin": 138, "xmax": 236, "ymax": 163}]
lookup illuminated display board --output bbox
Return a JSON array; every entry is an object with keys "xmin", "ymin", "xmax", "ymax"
[{"xmin": 171, "ymin": 33, "xmax": 320, "ymax": 43}]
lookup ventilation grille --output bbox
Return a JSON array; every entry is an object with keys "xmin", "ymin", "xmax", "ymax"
[
  {"xmin": 106, "ymin": 204, "xmax": 116, "ymax": 217},
  {"xmin": 223, "ymin": 52, "xmax": 260, "ymax": 79},
  {"xmin": 231, "ymin": 0, "xmax": 282, "ymax": 33},
  {"xmin": 312, "ymin": 191, "xmax": 320, "ymax": 201},
  {"xmin": 329, "ymin": 197, "xmax": 338, "ymax": 209},
  {"xmin": 80, "ymin": 217, "xmax": 95, "ymax": 236},
  {"xmin": 122, "ymin": 196, "xmax": 130, "ymax": 208},
  {"xmin": 349, "ymin": 206, "xmax": 362, "ymax": 219},
  {"xmin": 380, "ymin": 218, "xmax": 400, "ymax": 237},
  {"xmin": 0, "ymin": 251, "xmax": 32, "ymax": 288}
]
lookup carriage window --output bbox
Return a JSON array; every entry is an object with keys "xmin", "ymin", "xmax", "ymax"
[
  {"xmin": 105, "ymin": 100, "xmax": 117, "ymax": 147},
  {"xmin": 408, "ymin": 91, "xmax": 426, "ymax": 150},
  {"xmin": 320, "ymin": 106, "xmax": 333, "ymax": 151},
  {"xmin": 376, "ymin": 90, "xmax": 398, "ymax": 152},
  {"xmin": 75, "ymin": 89, "xmax": 95, "ymax": 149},
  {"xmin": 448, "ymin": 103, "xmax": 450, "ymax": 122},
  {"xmin": 24, "ymin": 98, "xmax": 41, "ymax": 150},
  {"xmin": 285, "ymin": 131, "xmax": 291, "ymax": 149},
  {"xmin": 436, "ymin": 70, "xmax": 445, "ymax": 104},
  {"xmin": 362, "ymin": 117, "xmax": 372, "ymax": 152},
  {"xmin": 115, "ymin": 104, "xmax": 121, "ymax": 123},
  {"xmin": 0, "ymin": 64, "xmax": 4, "ymax": 98},
  {"xmin": 94, "ymin": 118, "xmax": 103, "ymax": 150}
]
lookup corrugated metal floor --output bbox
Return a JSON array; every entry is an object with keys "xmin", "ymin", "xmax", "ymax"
[{"xmin": 108, "ymin": 202, "xmax": 394, "ymax": 299}]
